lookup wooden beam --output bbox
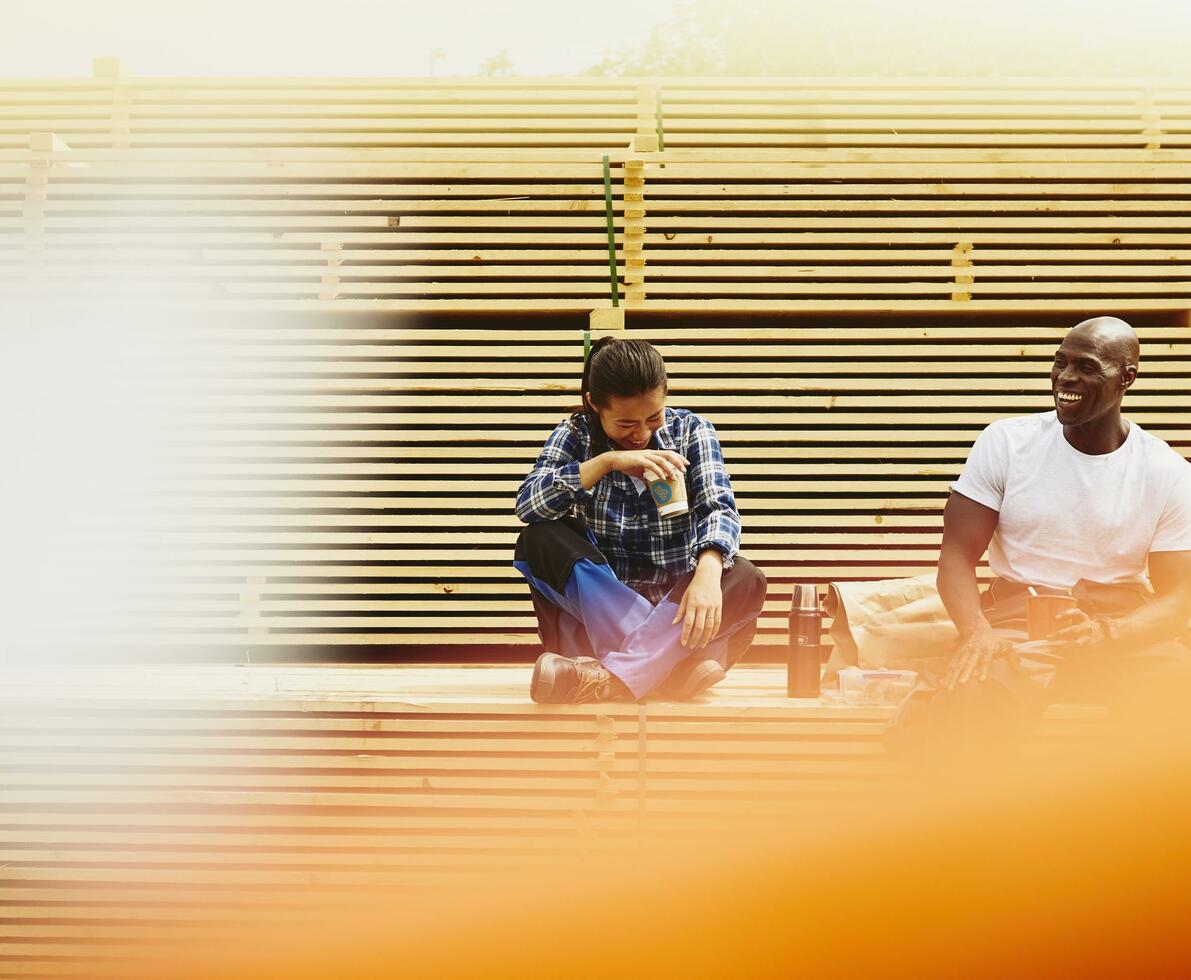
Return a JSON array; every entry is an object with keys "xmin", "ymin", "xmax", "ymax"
[
  {"xmin": 589, "ymin": 306, "xmax": 625, "ymax": 331},
  {"xmin": 91, "ymin": 57, "xmax": 121, "ymax": 79},
  {"xmin": 22, "ymin": 132, "xmax": 52, "ymax": 294}
]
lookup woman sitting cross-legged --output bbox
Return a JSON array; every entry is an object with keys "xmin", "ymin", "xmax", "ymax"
[{"xmin": 514, "ymin": 337, "xmax": 767, "ymax": 704}]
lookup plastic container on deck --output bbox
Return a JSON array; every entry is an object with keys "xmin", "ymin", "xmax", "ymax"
[{"xmin": 838, "ymin": 667, "xmax": 917, "ymax": 705}]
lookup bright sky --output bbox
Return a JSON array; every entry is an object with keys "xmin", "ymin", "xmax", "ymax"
[
  {"xmin": 4, "ymin": 0, "xmax": 1191, "ymax": 78},
  {"xmin": 2, "ymin": 0, "xmax": 679, "ymax": 78}
]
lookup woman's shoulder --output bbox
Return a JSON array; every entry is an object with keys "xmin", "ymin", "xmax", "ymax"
[
  {"xmin": 664, "ymin": 407, "xmax": 702, "ymax": 426},
  {"xmin": 548, "ymin": 413, "xmax": 591, "ymax": 445},
  {"xmin": 664, "ymin": 407, "xmax": 716, "ymax": 435},
  {"xmin": 662, "ymin": 409, "xmax": 725, "ymax": 456},
  {"xmin": 561, "ymin": 412, "xmax": 590, "ymax": 434}
]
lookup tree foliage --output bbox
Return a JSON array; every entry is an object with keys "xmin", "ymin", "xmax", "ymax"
[{"xmin": 585, "ymin": 0, "xmax": 1185, "ymax": 77}]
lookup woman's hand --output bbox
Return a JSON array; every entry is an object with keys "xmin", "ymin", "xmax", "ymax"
[
  {"xmin": 606, "ymin": 449, "xmax": 687, "ymax": 482},
  {"xmin": 673, "ymin": 554, "xmax": 724, "ymax": 649}
]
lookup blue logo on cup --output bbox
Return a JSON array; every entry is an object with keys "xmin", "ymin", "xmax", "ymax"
[{"xmin": 651, "ymin": 482, "xmax": 673, "ymax": 505}]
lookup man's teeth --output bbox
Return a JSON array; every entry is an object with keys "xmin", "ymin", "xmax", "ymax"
[{"xmin": 1057, "ymin": 392, "xmax": 1082, "ymax": 404}]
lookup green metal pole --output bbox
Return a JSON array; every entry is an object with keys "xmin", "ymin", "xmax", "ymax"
[{"xmin": 602, "ymin": 153, "xmax": 619, "ymax": 307}]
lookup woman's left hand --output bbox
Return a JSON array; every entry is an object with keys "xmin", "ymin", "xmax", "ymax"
[{"xmin": 674, "ymin": 570, "xmax": 723, "ymax": 649}]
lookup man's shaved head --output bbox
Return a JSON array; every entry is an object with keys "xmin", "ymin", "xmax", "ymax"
[
  {"xmin": 1068, "ymin": 316, "xmax": 1140, "ymax": 371},
  {"xmin": 1050, "ymin": 316, "xmax": 1140, "ymax": 446}
]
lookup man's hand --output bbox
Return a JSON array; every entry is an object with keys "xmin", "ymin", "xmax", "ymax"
[
  {"xmin": 673, "ymin": 557, "xmax": 723, "ymax": 649},
  {"xmin": 1048, "ymin": 607, "xmax": 1108, "ymax": 651},
  {"xmin": 944, "ymin": 621, "xmax": 1013, "ymax": 689}
]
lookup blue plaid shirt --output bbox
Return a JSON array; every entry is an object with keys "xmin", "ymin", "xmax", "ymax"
[{"xmin": 515, "ymin": 408, "xmax": 742, "ymax": 602}]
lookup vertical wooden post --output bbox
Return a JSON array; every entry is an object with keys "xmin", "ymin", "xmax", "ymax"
[
  {"xmin": 951, "ymin": 241, "xmax": 973, "ymax": 302},
  {"xmin": 94, "ymin": 58, "xmax": 130, "ymax": 149},
  {"xmin": 24, "ymin": 133, "xmax": 52, "ymax": 297},
  {"xmin": 92, "ymin": 57, "xmax": 121, "ymax": 78},
  {"xmin": 622, "ymin": 158, "xmax": 647, "ymax": 306},
  {"xmin": 594, "ymin": 712, "xmax": 619, "ymax": 810},
  {"xmin": 243, "ymin": 574, "xmax": 267, "ymax": 645},
  {"xmin": 633, "ymin": 85, "xmax": 659, "ymax": 153},
  {"xmin": 1139, "ymin": 90, "xmax": 1162, "ymax": 151},
  {"xmin": 628, "ymin": 87, "xmax": 654, "ymax": 304},
  {"xmin": 590, "ymin": 85, "xmax": 658, "ymax": 330},
  {"xmin": 589, "ymin": 307, "xmax": 625, "ymax": 331},
  {"xmin": 635, "ymin": 702, "xmax": 649, "ymax": 835},
  {"xmin": 320, "ymin": 241, "xmax": 342, "ymax": 301}
]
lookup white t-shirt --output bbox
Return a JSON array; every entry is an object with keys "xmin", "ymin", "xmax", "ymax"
[{"xmin": 952, "ymin": 412, "xmax": 1191, "ymax": 590}]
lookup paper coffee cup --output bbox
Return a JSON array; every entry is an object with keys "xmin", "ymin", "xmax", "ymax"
[
  {"xmin": 1026, "ymin": 593, "xmax": 1078, "ymax": 641},
  {"xmin": 648, "ymin": 474, "xmax": 689, "ymax": 518}
]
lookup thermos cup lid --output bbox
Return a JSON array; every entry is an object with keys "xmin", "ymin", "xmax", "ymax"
[{"xmin": 790, "ymin": 583, "xmax": 818, "ymax": 611}]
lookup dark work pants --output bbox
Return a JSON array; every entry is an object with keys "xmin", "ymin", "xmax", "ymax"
[{"xmin": 513, "ymin": 517, "xmax": 767, "ymax": 699}]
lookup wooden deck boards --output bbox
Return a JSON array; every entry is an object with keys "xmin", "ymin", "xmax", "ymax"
[{"xmin": 0, "ymin": 663, "xmax": 1105, "ymax": 975}]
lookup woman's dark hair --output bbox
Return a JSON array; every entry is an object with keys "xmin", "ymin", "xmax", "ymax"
[{"xmin": 570, "ymin": 337, "xmax": 668, "ymax": 454}]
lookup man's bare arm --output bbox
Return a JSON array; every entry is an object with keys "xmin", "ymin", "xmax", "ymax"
[
  {"xmin": 937, "ymin": 491, "xmax": 1004, "ymax": 686},
  {"xmin": 1122, "ymin": 551, "xmax": 1191, "ymax": 646},
  {"xmin": 1052, "ymin": 551, "xmax": 1191, "ymax": 651},
  {"xmin": 938, "ymin": 491, "xmax": 999, "ymax": 639}
]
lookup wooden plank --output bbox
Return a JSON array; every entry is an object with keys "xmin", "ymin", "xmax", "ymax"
[
  {"xmin": 1, "ymin": 106, "xmax": 1172, "ymax": 123},
  {"xmin": 0, "ymin": 664, "xmax": 882, "ymax": 707},
  {"xmin": 10, "ymin": 297, "xmax": 1191, "ymax": 315},
  {"xmin": 22, "ymin": 263, "xmax": 1191, "ymax": 283},
  {"xmin": 15, "ymin": 230, "xmax": 1191, "ymax": 248},
  {"xmin": 30, "ymin": 197, "xmax": 1191, "ymax": 218},
  {"xmin": 0, "ymin": 750, "xmax": 888, "ymax": 774},
  {"xmin": 24, "ymin": 182, "xmax": 1191, "ymax": 200},
  {"xmin": 68, "ymin": 325, "xmax": 1186, "ymax": 342},
  {"xmin": 103, "ymin": 373, "xmax": 1186, "ymax": 392},
  {"xmin": 17, "ymin": 282, "xmax": 1191, "ymax": 301},
  {"xmin": 0, "ymin": 709, "xmax": 883, "ymax": 735},
  {"xmin": 10, "ymin": 162, "xmax": 1191, "ymax": 183}
]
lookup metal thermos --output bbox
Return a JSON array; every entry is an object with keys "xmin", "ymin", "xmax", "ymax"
[{"xmin": 787, "ymin": 584, "xmax": 822, "ymax": 698}]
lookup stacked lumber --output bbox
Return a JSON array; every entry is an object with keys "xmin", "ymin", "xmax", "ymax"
[
  {"xmin": 3, "ymin": 75, "xmax": 1191, "ymax": 309},
  {"xmin": 5, "ymin": 144, "xmax": 1191, "ymax": 308},
  {"xmin": 1, "ymin": 74, "xmax": 1188, "ymax": 651},
  {"xmin": 6, "ymin": 317, "xmax": 1186, "ymax": 649}
]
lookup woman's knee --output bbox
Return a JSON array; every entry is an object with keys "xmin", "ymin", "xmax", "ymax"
[
  {"xmin": 728, "ymin": 557, "xmax": 768, "ymax": 615},
  {"xmin": 517, "ymin": 517, "xmax": 590, "ymax": 558},
  {"xmin": 515, "ymin": 517, "xmax": 605, "ymax": 593},
  {"xmin": 518, "ymin": 518, "xmax": 564, "ymax": 548}
]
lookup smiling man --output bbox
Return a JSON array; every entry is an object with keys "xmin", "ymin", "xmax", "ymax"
[{"xmin": 923, "ymin": 316, "xmax": 1191, "ymax": 731}]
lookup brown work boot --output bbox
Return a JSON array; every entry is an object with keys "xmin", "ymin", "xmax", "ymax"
[
  {"xmin": 656, "ymin": 657, "xmax": 726, "ymax": 700},
  {"xmin": 530, "ymin": 653, "xmax": 630, "ymax": 704}
]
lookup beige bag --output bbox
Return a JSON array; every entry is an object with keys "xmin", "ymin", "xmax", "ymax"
[{"xmin": 823, "ymin": 573, "xmax": 958, "ymax": 679}]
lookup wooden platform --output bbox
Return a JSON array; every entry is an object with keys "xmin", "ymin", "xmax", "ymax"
[{"xmin": 0, "ymin": 662, "xmax": 1107, "ymax": 975}]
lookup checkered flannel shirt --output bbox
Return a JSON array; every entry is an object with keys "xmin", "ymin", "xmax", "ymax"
[{"xmin": 515, "ymin": 408, "xmax": 742, "ymax": 602}]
